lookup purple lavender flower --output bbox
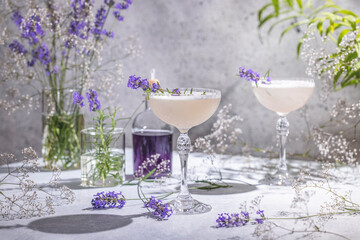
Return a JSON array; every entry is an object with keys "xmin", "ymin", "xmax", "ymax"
[
  {"xmin": 73, "ymin": 92, "xmax": 85, "ymax": 107},
  {"xmin": 127, "ymin": 75, "xmax": 142, "ymax": 89},
  {"xmin": 68, "ymin": 20, "xmax": 88, "ymax": 39},
  {"xmin": 86, "ymin": 89, "xmax": 101, "ymax": 111},
  {"xmin": 216, "ymin": 213, "xmax": 243, "ymax": 227},
  {"xmin": 241, "ymin": 211, "xmax": 250, "ymax": 224},
  {"xmin": 31, "ymin": 43, "xmax": 51, "ymax": 66},
  {"xmin": 9, "ymin": 40, "xmax": 28, "ymax": 55},
  {"xmin": 141, "ymin": 79, "xmax": 149, "ymax": 90},
  {"xmin": 27, "ymin": 59, "xmax": 35, "ymax": 67},
  {"xmin": 171, "ymin": 88, "xmax": 180, "ymax": 96},
  {"xmin": 91, "ymin": 191, "xmax": 126, "ymax": 209},
  {"xmin": 105, "ymin": 30, "xmax": 115, "ymax": 38},
  {"xmin": 144, "ymin": 196, "xmax": 173, "ymax": 220},
  {"xmin": 216, "ymin": 211, "xmax": 251, "ymax": 227},
  {"xmin": 113, "ymin": 11, "xmax": 124, "ymax": 21},
  {"xmin": 255, "ymin": 209, "xmax": 265, "ymax": 224},
  {"xmin": 68, "ymin": 0, "xmax": 92, "ymax": 40},
  {"xmin": 21, "ymin": 14, "xmax": 45, "ymax": 45},
  {"xmin": 11, "ymin": 11, "xmax": 23, "ymax": 29},
  {"xmin": 151, "ymin": 83, "xmax": 160, "ymax": 92},
  {"xmin": 239, "ymin": 67, "xmax": 261, "ymax": 83},
  {"xmin": 92, "ymin": 6, "xmax": 107, "ymax": 38},
  {"xmin": 112, "ymin": 0, "xmax": 132, "ymax": 21}
]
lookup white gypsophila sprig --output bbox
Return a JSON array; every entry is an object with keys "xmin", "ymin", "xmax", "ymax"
[
  {"xmin": 194, "ymin": 104, "xmax": 243, "ymax": 155},
  {"xmin": 300, "ymin": 24, "xmax": 332, "ymax": 100},
  {"xmin": 0, "ymin": 147, "xmax": 75, "ymax": 220},
  {"xmin": 312, "ymin": 99, "xmax": 359, "ymax": 165},
  {"xmin": 134, "ymin": 153, "xmax": 171, "ymax": 179},
  {"xmin": 301, "ymin": 25, "xmax": 360, "ymax": 100}
]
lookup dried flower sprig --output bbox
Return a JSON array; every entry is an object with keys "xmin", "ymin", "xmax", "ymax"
[
  {"xmin": 0, "ymin": 147, "xmax": 75, "ymax": 220},
  {"xmin": 312, "ymin": 99, "xmax": 359, "ymax": 165},
  {"xmin": 194, "ymin": 104, "xmax": 243, "ymax": 155},
  {"xmin": 91, "ymin": 191, "xmax": 126, "ymax": 209},
  {"xmin": 134, "ymin": 153, "xmax": 171, "ymax": 179},
  {"xmin": 134, "ymin": 159, "xmax": 173, "ymax": 220}
]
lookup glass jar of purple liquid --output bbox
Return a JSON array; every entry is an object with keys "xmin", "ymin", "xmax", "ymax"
[{"xmin": 132, "ymin": 97, "xmax": 173, "ymax": 179}]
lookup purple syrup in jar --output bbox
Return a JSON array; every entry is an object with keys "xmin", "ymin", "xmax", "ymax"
[{"xmin": 133, "ymin": 130, "xmax": 172, "ymax": 179}]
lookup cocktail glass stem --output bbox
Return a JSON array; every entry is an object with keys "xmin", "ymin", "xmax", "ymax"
[
  {"xmin": 167, "ymin": 132, "xmax": 211, "ymax": 214},
  {"xmin": 276, "ymin": 116, "xmax": 289, "ymax": 178},
  {"xmin": 177, "ymin": 132, "xmax": 191, "ymax": 198}
]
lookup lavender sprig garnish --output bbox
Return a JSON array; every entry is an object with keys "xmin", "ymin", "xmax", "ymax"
[
  {"xmin": 91, "ymin": 191, "xmax": 126, "ymax": 209},
  {"xmin": 144, "ymin": 196, "xmax": 173, "ymax": 220},
  {"xmin": 127, "ymin": 75, "xmax": 193, "ymax": 95},
  {"xmin": 238, "ymin": 67, "xmax": 271, "ymax": 85},
  {"xmin": 127, "ymin": 75, "xmax": 161, "ymax": 93},
  {"xmin": 216, "ymin": 210, "xmax": 264, "ymax": 228}
]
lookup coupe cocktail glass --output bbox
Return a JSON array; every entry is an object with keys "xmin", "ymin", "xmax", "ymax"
[
  {"xmin": 253, "ymin": 79, "xmax": 315, "ymax": 185},
  {"xmin": 149, "ymin": 88, "xmax": 221, "ymax": 214}
]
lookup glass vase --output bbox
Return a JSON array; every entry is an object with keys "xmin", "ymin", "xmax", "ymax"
[
  {"xmin": 81, "ymin": 127, "xmax": 126, "ymax": 187},
  {"xmin": 42, "ymin": 88, "xmax": 84, "ymax": 169},
  {"xmin": 132, "ymin": 96, "xmax": 173, "ymax": 179}
]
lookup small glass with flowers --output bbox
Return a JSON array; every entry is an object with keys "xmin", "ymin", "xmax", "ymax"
[{"xmin": 74, "ymin": 89, "xmax": 126, "ymax": 187}]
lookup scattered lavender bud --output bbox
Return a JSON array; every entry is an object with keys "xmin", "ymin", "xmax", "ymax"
[
  {"xmin": 144, "ymin": 196, "xmax": 173, "ymax": 220},
  {"xmin": 91, "ymin": 191, "xmax": 126, "ymax": 209}
]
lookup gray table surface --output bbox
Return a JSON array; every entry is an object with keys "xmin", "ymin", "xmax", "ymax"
[{"xmin": 1, "ymin": 148, "xmax": 360, "ymax": 240}]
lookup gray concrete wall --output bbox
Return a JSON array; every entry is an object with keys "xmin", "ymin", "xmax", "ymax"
[{"xmin": 1, "ymin": 0, "xmax": 359, "ymax": 159}]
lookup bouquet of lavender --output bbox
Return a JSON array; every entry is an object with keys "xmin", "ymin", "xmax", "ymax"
[{"xmin": 1, "ymin": 0, "xmax": 136, "ymax": 169}]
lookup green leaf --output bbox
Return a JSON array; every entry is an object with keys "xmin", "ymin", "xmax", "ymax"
[
  {"xmin": 333, "ymin": 10, "xmax": 358, "ymax": 18},
  {"xmin": 325, "ymin": 20, "xmax": 335, "ymax": 35},
  {"xmin": 272, "ymin": 0, "xmax": 280, "ymax": 16},
  {"xmin": 296, "ymin": 0, "xmax": 303, "ymax": 11},
  {"xmin": 267, "ymin": 15, "xmax": 300, "ymax": 35},
  {"xmin": 310, "ymin": 3, "xmax": 340, "ymax": 17},
  {"xmin": 285, "ymin": 0, "xmax": 294, "ymax": 8},
  {"xmin": 316, "ymin": 21, "xmax": 323, "ymax": 36},
  {"xmin": 258, "ymin": 3, "xmax": 273, "ymax": 23},
  {"xmin": 341, "ymin": 78, "xmax": 360, "ymax": 88},
  {"xmin": 141, "ymin": 169, "xmax": 156, "ymax": 182},
  {"xmin": 333, "ymin": 69, "xmax": 343, "ymax": 88},
  {"xmin": 296, "ymin": 34, "xmax": 308, "ymax": 57},
  {"xmin": 258, "ymin": 13, "xmax": 276, "ymax": 28},
  {"xmin": 279, "ymin": 19, "xmax": 310, "ymax": 42},
  {"xmin": 348, "ymin": 20, "xmax": 357, "ymax": 30},
  {"xmin": 337, "ymin": 29, "xmax": 351, "ymax": 45}
]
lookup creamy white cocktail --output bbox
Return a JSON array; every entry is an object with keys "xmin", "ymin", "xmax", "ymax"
[
  {"xmin": 253, "ymin": 80, "xmax": 315, "ymax": 115},
  {"xmin": 149, "ymin": 88, "xmax": 221, "ymax": 214},
  {"xmin": 149, "ymin": 91, "xmax": 221, "ymax": 132},
  {"xmin": 253, "ymin": 79, "xmax": 315, "ymax": 186}
]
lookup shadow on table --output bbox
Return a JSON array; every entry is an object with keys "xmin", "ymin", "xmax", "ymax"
[
  {"xmin": 59, "ymin": 175, "xmax": 135, "ymax": 189},
  {"xmin": 27, "ymin": 214, "xmax": 132, "ymax": 234},
  {"xmin": 186, "ymin": 183, "xmax": 257, "ymax": 195}
]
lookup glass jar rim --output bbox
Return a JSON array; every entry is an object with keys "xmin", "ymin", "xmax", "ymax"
[{"xmin": 81, "ymin": 127, "xmax": 124, "ymax": 135}]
